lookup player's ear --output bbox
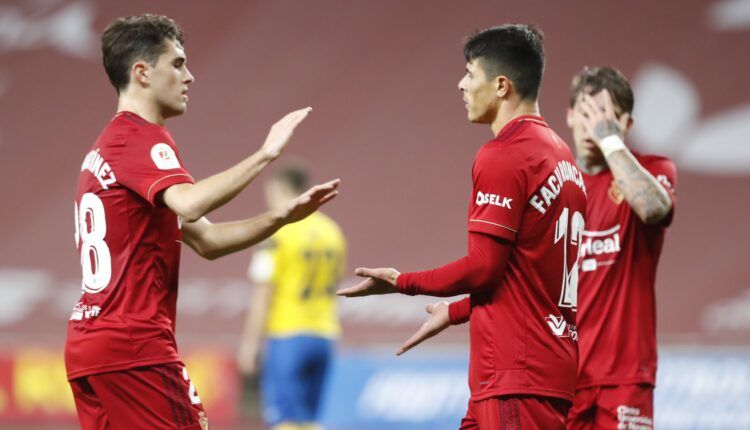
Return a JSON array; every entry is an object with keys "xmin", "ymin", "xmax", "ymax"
[
  {"xmin": 495, "ymin": 75, "xmax": 511, "ymax": 99},
  {"xmin": 619, "ymin": 112, "xmax": 634, "ymax": 134},
  {"xmin": 566, "ymin": 107, "xmax": 575, "ymax": 128},
  {"xmin": 132, "ymin": 60, "xmax": 150, "ymax": 87}
]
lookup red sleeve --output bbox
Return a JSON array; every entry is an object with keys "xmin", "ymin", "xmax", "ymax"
[
  {"xmin": 117, "ymin": 131, "xmax": 194, "ymax": 206},
  {"xmin": 468, "ymin": 146, "xmax": 527, "ymax": 241},
  {"xmin": 448, "ymin": 297, "xmax": 471, "ymax": 325},
  {"xmin": 643, "ymin": 157, "xmax": 677, "ymax": 227},
  {"xmin": 396, "ymin": 232, "xmax": 511, "ymax": 297}
]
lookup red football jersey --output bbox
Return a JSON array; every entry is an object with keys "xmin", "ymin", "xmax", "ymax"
[
  {"xmin": 576, "ymin": 153, "xmax": 676, "ymax": 388},
  {"xmin": 65, "ymin": 111, "xmax": 195, "ymax": 380},
  {"xmin": 465, "ymin": 115, "xmax": 587, "ymax": 402}
]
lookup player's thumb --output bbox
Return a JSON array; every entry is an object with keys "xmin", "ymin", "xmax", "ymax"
[{"xmin": 355, "ymin": 267, "xmax": 372, "ymax": 278}]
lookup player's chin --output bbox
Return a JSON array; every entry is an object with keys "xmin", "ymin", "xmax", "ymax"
[{"xmin": 171, "ymin": 103, "xmax": 188, "ymax": 116}]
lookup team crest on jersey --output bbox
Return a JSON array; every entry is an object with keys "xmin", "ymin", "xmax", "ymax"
[
  {"xmin": 608, "ymin": 180, "xmax": 624, "ymax": 204},
  {"xmin": 150, "ymin": 143, "xmax": 181, "ymax": 170}
]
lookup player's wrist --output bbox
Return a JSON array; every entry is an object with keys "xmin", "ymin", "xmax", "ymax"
[
  {"xmin": 598, "ymin": 135, "xmax": 627, "ymax": 158},
  {"xmin": 257, "ymin": 147, "xmax": 278, "ymax": 163}
]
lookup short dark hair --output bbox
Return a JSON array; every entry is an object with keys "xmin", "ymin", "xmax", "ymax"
[
  {"xmin": 463, "ymin": 24, "xmax": 545, "ymax": 100},
  {"xmin": 101, "ymin": 14, "xmax": 184, "ymax": 94},
  {"xmin": 569, "ymin": 66, "xmax": 634, "ymax": 115},
  {"xmin": 271, "ymin": 162, "xmax": 309, "ymax": 194}
]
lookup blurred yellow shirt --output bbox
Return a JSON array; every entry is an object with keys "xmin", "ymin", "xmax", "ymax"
[{"xmin": 249, "ymin": 212, "xmax": 346, "ymax": 339}]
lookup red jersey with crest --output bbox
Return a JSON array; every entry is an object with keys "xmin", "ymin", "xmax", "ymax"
[
  {"xmin": 65, "ymin": 111, "xmax": 195, "ymax": 380},
  {"xmin": 465, "ymin": 115, "xmax": 587, "ymax": 402},
  {"xmin": 576, "ymin": 152, "xmax": 676, "ymax": 388}
]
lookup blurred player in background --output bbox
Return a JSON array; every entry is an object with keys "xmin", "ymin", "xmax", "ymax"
[
  {"xmin": 338, "ymin": 24, "xmax": 586, "ymax": 429},
  {"xmin": 565, "ymin": 67, "xmax": 676, "ymax": 429},
  {"xmin": 238, "ymin": 161, "xmax": 346, "ymax": 430},
  {"xmin": 66, "ymin": 14, "xmax": 339, "ymax": 430}
]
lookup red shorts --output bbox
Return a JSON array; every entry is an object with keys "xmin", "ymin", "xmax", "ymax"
[
  {"xmin": 69, "ymin": 362, "xmax": 208, "ymax": 430},
  {"xmin": 567, "ymin": 384, "xmax": 653, "ymax": 430},
  {"xmin": 459, "ymin": 395, "xmax": 571, "ymax": 430}
]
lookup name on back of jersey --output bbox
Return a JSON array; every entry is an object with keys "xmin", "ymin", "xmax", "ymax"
[
  {"xmin": 529, "ymin": 160, "xmax": 586, "ymax": 214},
  {"xmin": 81, "ymin": 149, "xmax": 116, "ymax": 190}
]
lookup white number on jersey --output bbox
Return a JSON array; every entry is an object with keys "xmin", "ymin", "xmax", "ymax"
[
  {"xmin": 554, "ymin": 207, "xmax": 584, "ymax": 309},
  {"xmin": 182, "ymin": 366, "xmax": 202, "ymax": 405},
  {"xmin": 74, "ymin": 193, "xmax": 112, "ymax": 293}
]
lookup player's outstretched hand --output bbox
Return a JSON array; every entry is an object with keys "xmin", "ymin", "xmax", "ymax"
[
  {"xmin": 396, "ymin": 301, "xmax": 451, "ymax": 356},
  {"xmin": 336, "ymin": 267, "xmax": 400, "ymax": 297},
  {"xmin": 280, "ymin": 179, "xmax": 340, "ymax": 224},
  {"xmin": 578, "ymin": 91, "xmax": 630, "ymax": 144},
  {"xmin": 261, "ymin": 107, "xmax": 312, "ymax": 159}
]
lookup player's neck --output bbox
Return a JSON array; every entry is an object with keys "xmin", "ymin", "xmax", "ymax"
[
  {"xmin": 116, "ymin": 93, "xmax": 166, "ymax": 126},
  {"xmin": 577, "ymin": 156, "xmax": 607, "ymax": 175},
  {"xmin": 490, "ymin": 100, "xmax": 540, "ymax": 136}
]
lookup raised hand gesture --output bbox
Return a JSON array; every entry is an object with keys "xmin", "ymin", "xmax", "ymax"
[{"xmin": 261, "ymin": 107, "xmax": 312, "ymax": 159}]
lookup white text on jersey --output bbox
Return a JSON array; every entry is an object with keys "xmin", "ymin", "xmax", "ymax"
[
  {"xmin": 81, "ymin": 149, "xmax": 116, "ymax": 190},
  {"xmin": 529, "ymin": 160, "xmax": 586, "ymax": 214},
  {"xmin": 476, "ymin": 191, "xmax": 512, "ymax": 209},
  {"xmin": 580, "ymin": 225, "xmax": 622, "ymax": 272}
]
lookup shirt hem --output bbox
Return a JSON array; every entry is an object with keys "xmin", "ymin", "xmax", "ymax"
[
  {"xmin": 470, "ymin": 386, "xmax": 574, "ymax": 403},
  {"xmin": 576, "ymin": 376, "xmax": 656, "ymax": 389},
  {"xmin": 66, "ymin": 355, "xmax": 181, "ymax": 381}
]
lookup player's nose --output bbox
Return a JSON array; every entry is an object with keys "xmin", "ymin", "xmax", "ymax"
[{"xmin": 184, "ymin": 67, "xmax": 195, "ymax": 84}]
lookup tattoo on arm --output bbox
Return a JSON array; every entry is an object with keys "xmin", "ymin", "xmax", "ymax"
[
  {"xmin": 593, "ymin": 119, "xmax": 622, "ymax": 140},
  {"xmin": 606, "ymin": 150, "xmax": 673, "ymax": 224}
]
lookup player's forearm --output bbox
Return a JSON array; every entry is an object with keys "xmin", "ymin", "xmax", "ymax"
[
  {"xmin": 189, "ymin": 211, "xmax": 285, "ymax": 260},
  {"xmin": 396, "ymin": 233, "xmax": 509, "ymax": 297},
  {"xmin": 605, "ymin": 148, "xmax": 673, "ymax": 224},
  {"xmin": 240, "ymin": 285, "xmax": 271, "ymax": 352},
  {"xmin": 448, "ymin": 297, "xmax": 471, "ymax": 325},
  {"xmin": 165, "ymin": 149, "xmax": 275, "ymax": 222}
]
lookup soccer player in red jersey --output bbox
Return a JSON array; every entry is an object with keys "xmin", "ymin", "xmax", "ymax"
[
  {"xmin": 66, "ymin": 14, "xmax": 339, "ymax": 430},
  {"xmin": 338, "ymin": 25, "xmax": 587, "ymax": 429},
  {"xmin": 563, "ymin": 67, "xmax": 676, "ymax": 430},
  {"xmin": 390, "ymin": 67, "xmax": 677, "ymax": 429}
]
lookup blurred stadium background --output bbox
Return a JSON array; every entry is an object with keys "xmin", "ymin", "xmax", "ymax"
[{"xmin": 1, "ymin": 0, "xmax": 749, "ymax": 429}]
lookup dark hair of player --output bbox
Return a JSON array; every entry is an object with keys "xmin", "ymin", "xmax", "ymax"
[
  {"xmin": 569, "ymin": 66, "xmax": 634, "ymax": 115},
  {"xmin": 271, "ymin": 162, "xmax": 309, "ymax": 194},
  {"xmin": 101, "ymin": 14, "xmax": 185, "ymax": 94},
  {"xmin": 463, "ymin": 24, "xmax": 546, "ymax": 100}
]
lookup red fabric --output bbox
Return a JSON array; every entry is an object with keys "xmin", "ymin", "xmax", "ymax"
[
  {"xmin": 65, "ymin": 112, "xmax": 195, "ymax": 379},
  {"xmin": 459, "ymin": 395, "xmax": 570, "ymax": 430},
  {"xmin": 567, "ymin": 384, "xmax": 654, "ymax": 430},
  {"xmin": 403, "ymin": 116, "xmax": 587, "ymax": 403},
  {"xmin": 576, "ymin": 153, "xmax": 677, "ymax": 389},
  {"xmin": 70, "ymin": 362, "xmax": 207, "ymax": 430},
  {"xmin": 396, "ymin": 232, "xmax": 510, "ymax": 297},
  {"xmin": 449, "ymin": 297, "xmax": 471, "ymax": 325}
]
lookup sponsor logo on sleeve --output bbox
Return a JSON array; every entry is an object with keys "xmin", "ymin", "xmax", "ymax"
[
  {"xmin": 475, "ymin": 191, "xmax": 512, "ymax": 209},
  {"xmin": 150, "ymin": 143, "xmax": 181, "ymax": 170}
]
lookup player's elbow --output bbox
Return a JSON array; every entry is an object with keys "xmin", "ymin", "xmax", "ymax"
[
  {"xmin": 162, "ymin": 184, "xmax": 206, "ymax": 223},
  {"xmin": 467, "ymin": 264, "xmax": 502, "ymax": 293},
  {"xmin": 174, "ymin": 202, "xmax": 205, "ymax": 224},
  {"xmin": 639, "ymin": 202, "xmax": 672, "ymax": 225}
]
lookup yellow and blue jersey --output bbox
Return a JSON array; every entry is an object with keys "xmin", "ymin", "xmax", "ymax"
[{"xmin": 249, "ymin": 212, "xmax": 346, "ymax": 339}]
